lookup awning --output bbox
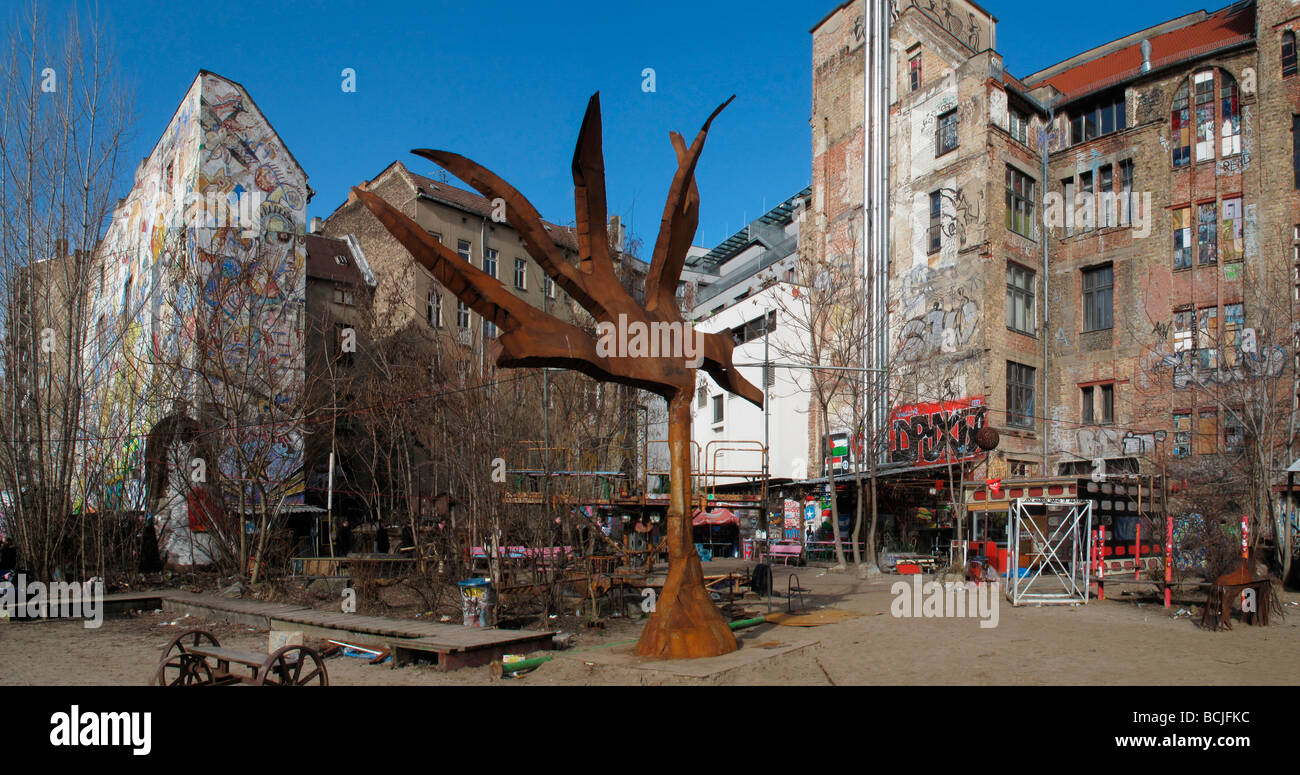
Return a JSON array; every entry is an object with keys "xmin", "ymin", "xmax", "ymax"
[{"xmin": 692, "ymin": 508, "xmax": 738, "ymax": 527}]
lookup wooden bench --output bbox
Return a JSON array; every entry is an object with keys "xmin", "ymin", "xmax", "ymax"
[{"xmin": 767, "ymin": 543, "xmax": 803, "ymax": 566}]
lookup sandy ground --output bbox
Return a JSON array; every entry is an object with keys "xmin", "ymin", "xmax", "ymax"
[{"xmin": 3, "ymin": 565, "xmax": 1299, "ymax": 686}]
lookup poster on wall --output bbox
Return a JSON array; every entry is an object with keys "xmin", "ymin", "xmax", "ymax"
[{"xmin": 783, "ymin": 500, "xmax": 802, "ymax": 543}]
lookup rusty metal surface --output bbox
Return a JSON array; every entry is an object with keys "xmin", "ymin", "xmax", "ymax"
[{"xmin": 354, "ymin": 93, "xmax": 760, "ymax": 659}]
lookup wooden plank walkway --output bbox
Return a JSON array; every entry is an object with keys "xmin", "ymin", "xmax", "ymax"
[{"xmin": 103, "ymin": 589, "xmax": 556, "ymax": 671}]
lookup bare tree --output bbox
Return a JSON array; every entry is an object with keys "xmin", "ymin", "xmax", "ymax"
[
  {"xmin": 1132, "ymin": 225, "xmax": 1297, "ymax": 582},
  {"xmin": 0, "ymin": 2, "xmax": 132, "ymax": 580}
]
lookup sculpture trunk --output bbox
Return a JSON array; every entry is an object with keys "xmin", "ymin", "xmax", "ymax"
[{"xmin": 635, "ymin": 390, "xmax": 738, "ymax": 659}]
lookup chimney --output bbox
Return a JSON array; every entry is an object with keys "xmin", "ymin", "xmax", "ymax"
[
  {"xmin": 55, "ymin": 238, "xmax": 68, "ymax": 257},
  {"xmin": 608, "ymin": 216, "xmax": 626, "ymax": 252},
  {"xmin": 310, "ymin": 216, "xmax": 323, "ymax": 234},
  {"xmin": 1140, "ymin": 39, "xmax": 1152, "ymax": 73}
]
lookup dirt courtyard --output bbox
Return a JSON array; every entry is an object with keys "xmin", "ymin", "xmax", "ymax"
[{"xmin": 2, "ymin": 566, "xmax": 1298, "ymax": 686}]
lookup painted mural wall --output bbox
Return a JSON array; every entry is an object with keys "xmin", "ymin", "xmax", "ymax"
[{"xmin": 81, "ymin": 72, "xmax": 307, "ymax": 566}]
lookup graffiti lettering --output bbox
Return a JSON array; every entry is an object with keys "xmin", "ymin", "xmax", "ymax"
[{"xmin": 890, "ymin": 398, "xmax": 988, "ymax": 464}]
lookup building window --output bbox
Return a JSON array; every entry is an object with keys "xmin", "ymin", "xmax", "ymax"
[
  {"xmin": 484, "ymin": 248, "xmax": 498, "ymax": 278},
  {"xmin": 1172, "ymin": 85, "xmax": 1191, "ymax": 167},
  {"xmin": 1009, "ymin": 107, "xmax": 1029, "ymax": 145},
  {"xmin": 1070, "ymin": 94, "xmax": 1126, "ymax": 145},
  {"xmin": 1196, "ymin": 409, "xmax": 1218, "ymax": 455},
  {"xmin": 1173, "ymin": 413, "xmax": 1192, "ymax": 457},
  {"xmin": 1062, "ymin": 177, "xmax": 1075, "ymax": 237},
  {"xmin": 1224, "ymin": 410, "xmax": 1244, "ymax": 453},
  {"xmin": 514, "ymin": 258, "xmax": 527, "ymax": 290},
  {"xmin": 909, "ymin": 52, "xmax": 922, "ymax": 91},
  {"xmin": 1173, "ymin": 207, "xmax": 1192, "ymax": 269},
  {"xmin": 1194, "ymin": 71, "xmax": 1215, "ymax": 162},
  {"xmin": 543, "ymin": 275, "xmax": 555, "ymax": 299},
  {"xmin": 1223, "ymin": 302, "xmax": 1245, "ymax": 367},
  {"xmin": 1294, "ymin": 116, "xmax": 1300, "ymax": 189},
  {"xmin": 1006, "ymin": 361, "xmax": 1035, "ymax": 429},
  {"xmin": 1285, "ymin": 30, "xmax": 1297, "ymax": 78},
  {"xmin": 1082, "ymin": 265, "xmax": 1113, "ymax": 332},
  {"xmin": 1005, "ymin": 166, "xmax": 1035, "ymax": 239},
  {"xmin": 1119, "ymin": 159, "xmax": 1135, "ymax": 226},
  {"xmin": 1078, "ymin": 171, "xmax": 1094, "ymax": 232},
  {"xmin": 1009, "ymin": 460, "xmax": 1036, "ymax": 477},
  {"xmin": 430, "ymin": 231, "xmax": 442, "ymax": 244},
  {"xmin": 1197, "ymin": 202, "xmax": 1217, "ymax": 265},
  {"xmin": 1099, "ymin": 165, "xmax": 1114, "ymax": 227},
  {"xmin": 936, "ymin": 110, "xmax": 958, "ymax": 156},
  {"xmin": 697, "ymin": 385, "xmax": 707, "ymax": 408},
  {"xmin": 1221, "ymin": 77, "xmax": 1240, "ymax": 157},
  {"xmin": 732, "ymin": 311, "xmax": 777, "ymax": 346},
  {"xmin": 428, "ymin": 291, "xmax": 442, "ymax": 328},
  {"xmin": 484, "ymin": 320, "xmax": 498, "ymax": 339},
  {"xmin": 1221, "ymin": 197, "xmax": 1243, "ymax": 262},
  {"xmin": 457, "ymin": 300, "xmax": 470, "ymax": 330},
  {"xmin": 711, "ymin": 395, "xmax": 724, "ymax": 425},
  {"xmin": 332, "ymin": 285, "xmax": 355, "ymax": 306},
  {"xmin": 1197, "ymin": 306, "xmax": 1218, "ymax": 370},
  {"xmin": 928, "ymin": 191, "xmax": 943, "ymax": 253},
  {"xmin": 1006, "ymin": 263, "xmax": 1035, "ymax": 335},
  {"xmin": 1082, "ymin": 384, "xmax": 1116, "ymax": 425},
  {"xmin": 457, "ymin": 240, "xmax": 472, "ymax": 262},
  {"xmin": 1172, "ymin": 309, "xmax": 1194, "ymax": 385}
]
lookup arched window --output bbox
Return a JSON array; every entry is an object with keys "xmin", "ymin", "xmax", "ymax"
[
  {"xmin": 1170, "ymin": 70, "xmax": 1240, "ymax": 166},
  {"xmin": 1171, "ymin": 84, "xmax": 1190, "ymax": 166},
  {"xmin": 1283, "ymin": 30, "xmax": 1297, "ymax": 78}
]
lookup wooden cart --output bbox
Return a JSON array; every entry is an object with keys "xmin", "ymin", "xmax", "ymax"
[{"xmin": 153, "ymin": 628, "xmax": 328, "ymax": 686}]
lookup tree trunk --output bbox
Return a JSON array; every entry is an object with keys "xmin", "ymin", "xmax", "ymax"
[{"xmin": 636, "ymin": 391, "xmax": 737, "ymax": 659}]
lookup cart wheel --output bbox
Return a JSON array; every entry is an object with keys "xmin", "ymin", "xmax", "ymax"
[
  {"xmin": 256, "ymin": 645, "xmax": 328, "ymax": 686},
  {"xmin": 153, "ymin": 628, "xmax": 220, "ymax": 686}
]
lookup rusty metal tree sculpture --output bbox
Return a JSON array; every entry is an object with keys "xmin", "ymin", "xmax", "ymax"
[{"xmin": 353, "ymin": 93, "xmax": 761, "ymax": 659}]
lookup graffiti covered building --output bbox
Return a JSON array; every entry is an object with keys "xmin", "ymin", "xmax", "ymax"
[
  {"xmin": 809, "ymin": 0, "xmax": 1298, "ymax": 488},
  {"xmin": 82, "ymin": 71, "xmax": 309, "ymax": 565}
]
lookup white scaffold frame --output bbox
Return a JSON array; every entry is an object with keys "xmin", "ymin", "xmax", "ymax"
[{"xmin": 1007, "ymin": 497, "xmax": 1093, "ymax": 606}]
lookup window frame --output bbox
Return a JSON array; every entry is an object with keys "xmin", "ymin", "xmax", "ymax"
[
  {"xmin": 1006, "ymin": 262, "xmax": 1036, "ymax": 336},
  {"xmin": 1082, "ymin": 264, "xmax": 1114, "ymax": 333},
  {"xmin": 1005, "ymin": 166, "xmax": 1036, "ymax": 239},
  {"xmin": 928, "ymin": 191, "xmax": 943, "ymax": 253},
  {"xmin": 1006, "ymin": 361, "xmax": 1036, "ymax": 429},
  {"xmin": 514, "ymin": 257, "xmax": 527, "ymax": 290},
  {"xmin": 1285, "ymin": 30, "xmax": 1297, "ymax": 78},
  {"xmin": 936, "ymin": 109, "xmax": 959, "ymax": 157}
]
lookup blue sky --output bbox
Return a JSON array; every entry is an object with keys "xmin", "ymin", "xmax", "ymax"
[{"xmin": 25, "ymin": 0, "xmax": 1216, "ymax": 252}]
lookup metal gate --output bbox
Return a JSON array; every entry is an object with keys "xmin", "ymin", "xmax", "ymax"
[{"xmin": 1007, "ymin": 497, "xmax": 1093, "ymax": 606}]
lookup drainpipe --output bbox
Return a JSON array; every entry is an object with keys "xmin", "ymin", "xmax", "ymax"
[{"xmin": 1041, "ymin": 100, "xmax": 1055, "ymax": 476}]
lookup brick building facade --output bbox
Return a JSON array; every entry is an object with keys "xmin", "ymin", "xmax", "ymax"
[{"xmin": 809, "ymin": 0, "xmax": 1298, "ymax": 483}]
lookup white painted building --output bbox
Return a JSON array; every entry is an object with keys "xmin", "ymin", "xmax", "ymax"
[{"xmin": 683, "ymin": 189, "xmax": 813, "ymax": 488}]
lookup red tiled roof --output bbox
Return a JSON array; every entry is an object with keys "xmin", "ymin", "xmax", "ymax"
[
  {"xmin": 303, "ymin": 233, "xmax": 366, "ymax": 284},
  {"xmin": 404, "ymin": 168, "xmax": 580, "ymax": 252},
  {"xmin": 1024, "ymin": 2, "xmax": 1255, "ymax": 101}
]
